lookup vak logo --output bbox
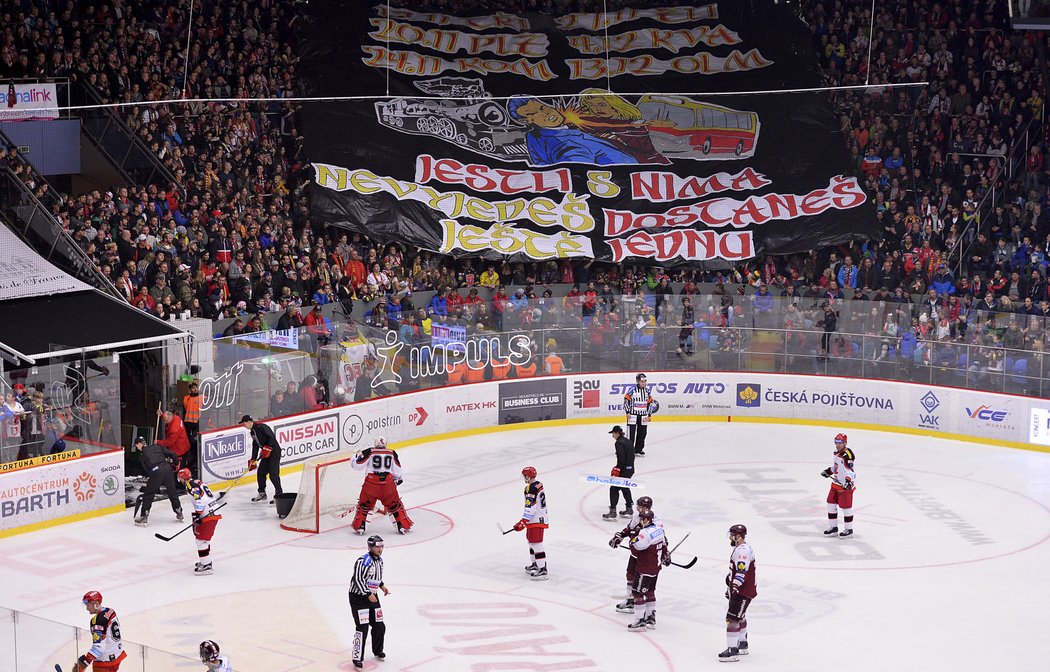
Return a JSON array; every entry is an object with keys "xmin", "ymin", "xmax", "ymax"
[
  {"xmin": 918, "ymin": 391, "xmax": 940, "ymax": 428},
  {"xmin": 72, "ymin": 472, "xmax": 97, "ymax": 502},
  {"xmin": 736, "ymin": 383, "xmax": 761, "ymax": 407},
  {"xmin": 408, "ymin": 407, "xmax": 429, "ymax": 426},
  {"xmin": 573, "ymin": 379, "xmax": 600, "ymax": 409}
]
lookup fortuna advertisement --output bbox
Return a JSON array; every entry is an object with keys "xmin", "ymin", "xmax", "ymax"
[
  {"xmin": 0, "ymin": 450, "xmax": 123, "ymax": 532},
  {"xmin": 301, "ymin": 2, "xmax": 877, "ymax": 266}
]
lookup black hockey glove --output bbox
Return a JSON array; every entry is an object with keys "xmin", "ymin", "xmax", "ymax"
[
  {"xmin": 192, "ymin": 511, "xmax": 202, "ymax": 525},
  {"xmin": 395, "ymin": 478, "xmax": 403, "ymax": 486},
  {"xmin": 820, "ymin": 468, "xmax": 832, "ymax": 478},
  {"xmin": 609, "ymin": 533, "xmax": 624, "ymax": 549}
]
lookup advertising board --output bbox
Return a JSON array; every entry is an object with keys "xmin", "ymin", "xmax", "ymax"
[{"xmin": 0, "ymin": 450, "xmax": 123, "ymax": 532}]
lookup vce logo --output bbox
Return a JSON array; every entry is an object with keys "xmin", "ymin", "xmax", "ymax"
[{"xmin": 967, "ymin": 405, "xmax": 1008, "ymax": 422}]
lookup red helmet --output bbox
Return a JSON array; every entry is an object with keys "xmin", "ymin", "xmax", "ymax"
[
  {"xmin": 521, "ymin": 466, "xmax": 537, "ymax": 480},
  {"xmin": 639, "ymin": 509, "xmax": 655, "ymax": 523},
  {"xmin": 637, "ymin": 496, "xmax": 653, "ymax": 509},
  {"xmin": 834, "ymin": 433, "xmax": 847, "ymax": 445},
  {"xmin": 83, "ymin": 591, "xmax": 102, "ymax": 604},
  {"xmin": 177, "ymin": 468, "xmax": 192, "ymax": 481}
]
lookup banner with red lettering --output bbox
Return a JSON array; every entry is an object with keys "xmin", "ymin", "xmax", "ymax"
[{"xmin": 299, "ymin": 2, "xmax": 878, "ymax": 266}]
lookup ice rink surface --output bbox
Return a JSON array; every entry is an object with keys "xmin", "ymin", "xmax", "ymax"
[{"xmin": 4, "ymin": 420, "xmax": 1050, "ymax": 671}]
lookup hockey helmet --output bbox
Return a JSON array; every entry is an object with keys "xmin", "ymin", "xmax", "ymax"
[
  {"xmin": 82, "ymin": 591, "xmax": 102, "ymax": 605},
  {"xmin": 177, "ymin": 468, "xmax": 192, "ymax": 481},
  {"xmin": 367, "ymin": 534, "xmax": 385, "ymax": 548},
  {"xmin": 199, "ymin": 640, "xmax": 220, "ymax": 663},
  {"xmin": 834, "ymin": 433, "xmax": 847, "ymax": 445},
  {"xmin": 521, "ymin": 466, "xmax": 537, "ymax": 480},
  {"xmin": 637, "ymin": 496, "xmax": 653, "ymax": 509},
  {"xmin": 374, "ymin": 436, "xmax": 387, "ymax": 448},
  {"xmin": 728, "ymin": 524, "xmax": 748, "ymax": 538},
  {"xmin": 639, "ymin": 509, "xmax": 655, "ymax": 524}
]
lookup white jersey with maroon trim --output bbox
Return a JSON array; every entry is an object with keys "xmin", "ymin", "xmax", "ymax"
[
  {"xmin": 522, "ymin": 480, "xmax": 549, "ymax": 526},
  {"xmin": 620, "ymin": 512, "xmax": 663, "ymax": 557},
  {"xmin": 728, "ymin": 543, "xmax": 758, "ymax": 599},
  {"xmin": 352, "ymin": 447, "xmax": 403, "ymax": 479},
  {"xmin": 87, "ymin": 607, "xmax": 124, "ymax": 663},
  {"xmin": 207, "ymin": 656, "xmax": 233, "ymax": 672}
]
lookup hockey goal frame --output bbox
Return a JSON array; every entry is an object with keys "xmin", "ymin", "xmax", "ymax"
[{"xmin": 280, "ymin": 453, "xmax": 355, "ymax": 534}]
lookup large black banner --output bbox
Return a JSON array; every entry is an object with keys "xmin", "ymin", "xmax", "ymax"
[{"xmin": 300, "ymin": 2, "xmax": 878, "ymax": 266}]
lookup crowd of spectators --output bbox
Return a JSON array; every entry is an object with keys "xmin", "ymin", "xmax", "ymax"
[{"xmin": 1, "ymin": 0, "xmax": 1050, "ymax": 389}]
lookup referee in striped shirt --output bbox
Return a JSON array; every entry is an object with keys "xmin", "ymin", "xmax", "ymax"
[{"xmin": 349, "ymin": 534, "xmax": 390, "ymax": 668}]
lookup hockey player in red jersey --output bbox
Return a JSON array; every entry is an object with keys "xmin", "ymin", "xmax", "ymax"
[
  {"xmin": 178, "ymin": 469, "xmax": 222, "ymax": 575},
  {"xmin": 720, "ymin": 524, "xmax": 757, "ymax": 662},
  {"xmin": 72, "ymin": 591, "xmax": 127, "ymax": 671},
  {"xmin": 625, "ymin": 509, "xmax": 669, "ymax": 631},
  {"xmin": 350, "ymin": 437, "xmax": 413, "ymax": 535},
  {"xmin": 514, "ymin": 466, "xmax": 550, "ymax": 580},
  {"xmin": 822, "ymin": 433, "xmax": 857, "ymax": 537},
  {"xmin": 609, "ymin": 495, "xmax": 663, "ymax": 614}
]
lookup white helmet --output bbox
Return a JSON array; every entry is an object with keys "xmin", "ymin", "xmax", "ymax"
[{"xmin": 374, "ymin": 436, "xmax": 387, "ymax": 448}]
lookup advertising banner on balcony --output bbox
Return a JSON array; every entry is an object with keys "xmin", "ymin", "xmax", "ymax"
[{"xmin": 300, "ymin": 2, "xmax": 877, "ymax": 266}]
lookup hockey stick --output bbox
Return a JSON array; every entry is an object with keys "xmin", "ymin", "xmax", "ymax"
[
  {"xmin": 615, "ymin": 544, "xmax": 698, "ymax": 569},
  {"xmin": 153, "ymin": 501, "xmax": 228, "ymax": 542},
  {"xmin": 668, "ymin": 532, "xmax": 691, "ymax": 555},
  {"xmin": 497, "ymin": 522, "xmax": 516, "ymax": 535}
]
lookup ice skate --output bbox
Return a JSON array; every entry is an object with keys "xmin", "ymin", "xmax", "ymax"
[
  {"xmin": 251, "ymin": 492, "xmax": 267, "ymax": 503},
  {"xmin": 619, "ymin": 508, "xmax": 632, "ymax": 518},
  {"xmin": 194, "ymin": 564, "xmax": 213, "ymax": 575},
  {"xmin": 645, "ymin": 611, "xmax": 656, "ymax": 630},
  {"xmin": 352, "ymin": 661, "xmax": 363, "ymax": 669},
  {"xmin": 525, "ymin": 562, "xmax": 538, "ymax": 574},
  {"xmin": 627, "ymin": 618, "xmax": 648, "ymax": 631},
  {"xmin": 134, "ymin": 515, "xmax": 148, "ymax": 527},
  {"xmin": 396, "ymin": 521, "xmax": 408, "ymax": 535},
  {"xmin": 635, "ymin": 450, "xmax": 646, "ymax": 457},
  {"xmin": 823, "ymin": 526, "xmax": 838, "ymax": 535},
  {"xmin": 737, "ymin": 640, "xmax": 748, "ymax": 655},
  {"xmin": 615, "ymin": 598, "xmax": 635, "ymax": 613},
  {"xmin": 529, "ymin": 566, "xmax": 548, "ymax": 581},
  {"xmin": 839, "ymin": 529, "xmax": 854, "ymax": 537},
  {"xmin": 718, "ymin": 647, "xmax": 739, "ymax": 662},
  {"xmin": 374, "ymin": 652, "xmax": 386, "ymax": 662},
  {"xmin": 175, "ymin": 509, "xmax": 184, "ymax": 522},
  {"xmin": 602, "ymin": 507, "xmax": 618, "ymax": 521}
]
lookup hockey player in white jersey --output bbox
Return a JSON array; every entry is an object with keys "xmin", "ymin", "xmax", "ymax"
[
  {"xmin": 514, "ymin": 466, "xmax": 550, "ymax": 580},
  {"xmin": 821, "ymin": 433, "xmax": 857, "ymax": 537},
  {"xmin": 720, "ymin": 524, "xmax": 757, "ymax": 662},
  {"xmin": 199, "ymin": 640, "xmax": 232, "ymax": 671}
]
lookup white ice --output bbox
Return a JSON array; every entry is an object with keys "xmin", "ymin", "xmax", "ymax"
[{"xmin": 3, "ymin": 420, "xmax": 1050, "ymax": 671}]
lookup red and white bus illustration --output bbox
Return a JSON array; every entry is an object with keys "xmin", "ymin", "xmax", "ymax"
[{"xmin": 637, "ymin": 95, "xmax": 760, "ymax": 159}]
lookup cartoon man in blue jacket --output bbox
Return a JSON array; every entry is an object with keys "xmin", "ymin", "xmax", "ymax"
[{"xmin": 508, "ymin": 96, "xmax": 638, "ymax": 167}]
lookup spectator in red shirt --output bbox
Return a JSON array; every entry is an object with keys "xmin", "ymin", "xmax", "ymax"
[{"xmin": 156, "ymin": 409, "xmax": 191, "ymax": 465}]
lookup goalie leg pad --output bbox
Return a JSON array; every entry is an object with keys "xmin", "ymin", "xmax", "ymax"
[{"xmin": 387, "ymin": 499, "xmax": 414, "ymax": 530}]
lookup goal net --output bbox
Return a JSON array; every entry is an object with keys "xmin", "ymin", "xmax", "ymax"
[{"xmin": 280, "ymin": 452, "xmax": 360, "ymax": 533}]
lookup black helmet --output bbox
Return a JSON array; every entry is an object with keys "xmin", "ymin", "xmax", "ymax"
[
  {"xmin": 367, "ymin": 534, "xmax": 385, "ymax": 548},
  {"xmin": 199, "ymin": 640, "xmax": 220, "ymax": 663},
  {"xmin": 728, "ymin": 524, "xmax": 747, "ymax": 537},
  {"xmin": 637, "ymin": 496, "xmax": 653, "ymax": 509},
  {"xmin": 639, "ymin": 509, "xmax": 655, "ymax": 523}
]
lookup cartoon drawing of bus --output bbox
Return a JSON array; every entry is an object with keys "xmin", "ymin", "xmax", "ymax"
[{"xmin": 637, "ymin": 95, "xmax": 760, "ymax": 159}]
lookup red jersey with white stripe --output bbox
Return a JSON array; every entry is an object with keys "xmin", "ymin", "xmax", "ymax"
[{"xmin": 728, "ymin": 543, "xmax": 758, "ymax": 599}]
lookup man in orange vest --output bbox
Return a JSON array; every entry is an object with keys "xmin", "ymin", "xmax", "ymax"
[
  {"xmin": 513, "ymin": 358, "xmax": 537, "ymax": 378},
  {"xmin": 182, "ymin": 380, "xmax": 201, "ymax": 476},
  {"xmin": 543, "ymin": 348, "xmax": 564, "ymax": 375},
  {"xmin": 489, "ymin": 356, "xmax": 512, "ymax": 380}
]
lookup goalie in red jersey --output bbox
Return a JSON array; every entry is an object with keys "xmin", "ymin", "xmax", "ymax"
[{"xmin": 350, "ymin": 437, "xmax": 413, "ymax": 535}]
